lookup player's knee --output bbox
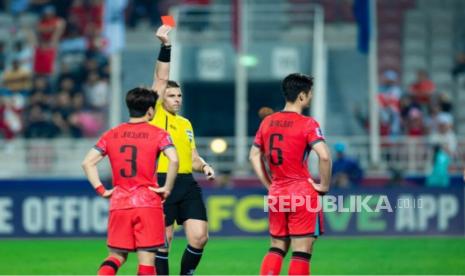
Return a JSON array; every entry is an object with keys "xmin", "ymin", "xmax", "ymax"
[
  {"xmin": 109, "ymin": 252, "xmax": 127, "ymax": 264},
  {"xmin": 190, "ymin": 232, "xmax": 208, "ymax": 248},
  {"xmin": 270, "ymin": 238, "xmax": 289, "ymax": 253},
  {"xmin": 166, "ymin": 231, "xmax": 174, "ymax": 241},
  {"xmin": 165, "ymin": 229, "xmax": 174, "ymax": 245}
]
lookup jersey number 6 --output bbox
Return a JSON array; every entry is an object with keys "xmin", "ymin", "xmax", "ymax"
[{"xmin": 269, "ymin": 133, "xmax": 283, "ymax": 166}]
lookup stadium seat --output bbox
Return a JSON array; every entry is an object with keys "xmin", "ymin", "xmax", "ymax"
[
  {"xmin": 403, "ymin": 55, "xmax": 428, "ymax": 70},
  {"xmin": 430, "ymin": 55, "xmax": 454, "ymax": 71},
  {"xmin": 18, "ymin": 13, "xmax": 39, "ymax": 29},
  {"xmin": 0, "ymin": 13, "xmax": 13, "ymax": 28},
  {"xmin": 430, "ymin": 40, "xmax": 454, "ymax": 53},
  {"xmin": 405, "ymin": 10, "xmax": 426, "ymax": 24},
  {"xmin": 403, "ymin": 38, "xmax": 428, "ymax": 55}
]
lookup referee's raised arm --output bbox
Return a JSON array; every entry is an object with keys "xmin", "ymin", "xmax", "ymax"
[{"xmin": 152, "ymin": 25, "xmax": 172, "ymax": 99}]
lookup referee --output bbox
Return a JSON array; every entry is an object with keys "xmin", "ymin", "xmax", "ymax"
[{"xmin": 151, "ymin": 25, "xmax": 215, "ymax": 275}]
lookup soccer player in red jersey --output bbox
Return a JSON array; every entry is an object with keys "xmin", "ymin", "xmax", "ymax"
[
  {"xmin": 81, "ymin": 85, "xmax": 179, "ymax": 275},
  {"xmin": 250, "ymin": 73, "xmax": 332, "ymax": 275}
]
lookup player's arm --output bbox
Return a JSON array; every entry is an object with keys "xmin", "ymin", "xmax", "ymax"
[
  {"xmin": 310, "ymin": 142, "xmax": 332, "ymax": 194},
  {"xmin": 192, "ymin": 149, "xmax": 215, "ymax": 180},
  {"xmin": 152, "ymin": 147, "xmax": 179, "ymax": 199},
  {"xmin": 151, "ymin": 25, "xmax": 172, "ymax": 99},
  {"xmin": 81, "ymin": 148, "xmax": 113, "ymax": 198},
  {"xmin": 249, "ymin": 145, "xmax": 271, "ymax": 190}
]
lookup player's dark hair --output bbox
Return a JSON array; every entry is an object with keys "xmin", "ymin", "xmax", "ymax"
[
  {"xmin": 125, "ymin": 87, "xmax": 158, "ymax": 117},
  {"xmin": 167, "ymin": 80, "xmax": 180, "ymax": 88},
  {"xmin": 282, "ymin": 73, "xmax": 314, "ymax": 103}
]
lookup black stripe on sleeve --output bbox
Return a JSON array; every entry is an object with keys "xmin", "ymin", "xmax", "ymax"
[
  {"xmin": 93, "ymin": 146, "xmax": 105, "ymax": 155},
  {"xmin": 160, "ymin": 144, "xmax": 175, "ymax": 151},
  {"xmin": 310, "ymin": 139, "xmax": 325, "ymax": 147}
]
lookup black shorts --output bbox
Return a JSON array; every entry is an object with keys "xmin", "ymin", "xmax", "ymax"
[{"xmin": 158, "ymin": 173, "xmax": 208, "ymax": 226}]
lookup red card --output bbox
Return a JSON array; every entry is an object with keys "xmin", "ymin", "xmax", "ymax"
[{"xmin": 161, "ymin": 15, "xmax": 176, "ymax": 27}]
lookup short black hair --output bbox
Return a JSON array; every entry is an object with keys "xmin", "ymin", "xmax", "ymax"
[
  {"xmin": 125, "ymin": 87, "xmax": 158, "ymax": 117},
  {"xmin": 282, "ymin": 73, "xmax": 314, "ymax": 103},
  {"xmin": 167, "ymin": 80, "xmax": 180, "ymax": 89}
]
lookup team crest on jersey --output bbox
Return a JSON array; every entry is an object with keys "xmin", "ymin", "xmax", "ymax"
[
  {"xmin": 316, "ymin": 127, "xmax": 324, "ymax": 138},
  {"xmin": 186, "ymin": 130, "xmax": 193, "ymax": 142}
]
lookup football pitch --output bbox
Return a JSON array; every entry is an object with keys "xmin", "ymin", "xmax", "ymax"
[{"xmin": 1, "ymin": 237, "xmax": 464, "ymax": 275}]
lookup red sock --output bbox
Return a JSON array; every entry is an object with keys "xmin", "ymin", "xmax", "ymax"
[
  {"xmin": 260, "ymin": 247, "xmax": 285, "ymax": 275},
  {"xmin": 98, "ymin": 256, "xmax": 122, "ymax": 276},
  {"xmin": 288, "ymin": 252, "xmax": 311, "ymax": 275},
  {"xmin": 137, "ymin": 264, "xmax": 156, "ymax": 276}
]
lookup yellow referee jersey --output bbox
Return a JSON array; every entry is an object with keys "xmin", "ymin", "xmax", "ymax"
[{"xmin": 150, "ymin": 100, "xmax": 196, "ymax": 173}]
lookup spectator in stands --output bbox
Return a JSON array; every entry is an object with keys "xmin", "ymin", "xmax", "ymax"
[
  {"xmin": 10, "ymin": 41, "xmax": 34, "ymax": 72},
  {"xmin": 68, "ymin": 0, "xmax": 104, "ymax": 41},
  {"xmin": 451, "ymin": 52, "xmax": 465, "ymax": 79},
  {"xmin": 425, "ymin": 104, "xmax": 443, "ymax": 135},
  {"xmin": 2, "ymin": 60, "xmax": 32, "ymax": 93},
  {"xmin": 0, "ymin": 97, "xmax": 21, "ymax": 139},
  {"xmin": 409, "ymin": 69, "xmax": 436, "ymax": 106},
  {"xmin": 429, "ymin": 113, "xmax": 457, "ymax": 157},
  {"xmin": 354, "ymin": 105, "xmax": 391, "ymax": 136},
  {"xmin": 378, "ymin": 70, "xmax": 402, "ymax": 136},
  {"xmin": 24, "ymin": 104, "xmax": 60, "ymax": 138},
  {"xmin": 404, "ymin": 108, "xmax": 426, "ymax": 137},
  {"xmin": 83, "ymin": 71, "xmax": 109, "ymax": 110},
  {"xmin": 37, "ymin": 6, "xmax": 66, "ymax": 47},
  {"xmin": 379, "ymin": 70, "xmax": 402, "ymax": 102},
  {"xmin": 31, "ymin": 76, "xmax": 51, "ymax": 95},
  {"xmin": 332, "ymin": 143, "xmax": 363, "ymax": 188},
  {"xmin": 34, "ymin": 6, "xmax": 65, "ymax": 75},
  {"xmin": 437, "ymin": 92, "xmax": 453, "ymax": 113},
  {"xmin": 58, "ymin": 77, "xmax": 77, "ymax": 95},
  {"xmin": 426, "ymin": 144, "xmax": 450, "ymax": 187},
  {"xmin": 51, "ymin": 91, "xmax": 82, "ymax": 137}
]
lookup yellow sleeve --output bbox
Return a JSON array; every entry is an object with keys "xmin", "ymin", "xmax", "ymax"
[{"xmin": 186, "ymin": 121, "xmax": 196, "ymax": 150}]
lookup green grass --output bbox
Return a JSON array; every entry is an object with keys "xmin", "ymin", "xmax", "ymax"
[{"xmin": 0, "ymin": 237, "xmax": 464, "ymax": 274}]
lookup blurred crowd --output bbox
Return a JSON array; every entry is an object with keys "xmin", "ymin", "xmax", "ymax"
[
  {"xmin": 0, "ymin": 0, "xmax": 110, "ymax": 140},
  {"xmin": 355, "ymin": 68, "xmax": 458, "ymax": 140},
  {"xmin": 354, "ymin": 62, "xmax": 465, "ymax": 187}
]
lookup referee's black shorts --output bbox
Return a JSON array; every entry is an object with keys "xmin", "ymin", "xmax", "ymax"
[{"xmin": 157, "ymin": 173, "xmax": 208, "ymax": 226}]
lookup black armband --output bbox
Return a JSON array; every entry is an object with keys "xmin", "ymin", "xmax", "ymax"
[{"xmin": 158, "ymin": 44, "xmax": 171, "ymax": 62}]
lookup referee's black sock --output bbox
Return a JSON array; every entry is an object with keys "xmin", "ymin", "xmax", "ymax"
[
  {"xmin": 180, "ymin": 244, "xmax": 203, "ymax": 275},
  {"xmin": 155, "ymin": 251, "xmax": 169, "ymax": 275}
]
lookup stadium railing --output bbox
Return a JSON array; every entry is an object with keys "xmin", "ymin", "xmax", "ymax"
[{"xmin": 0, "ymin": 136, "xmax": 463, "ymax": 178}]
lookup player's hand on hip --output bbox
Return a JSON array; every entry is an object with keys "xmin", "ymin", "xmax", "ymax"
[
  {"xmin": 203, "ymin": 165, "xmax": 216, "ymax": 181},
  {"xmin": 308, "ymin": 178, "xmax": 328, "ymax": 195},
  {"xmin": 150, "ymin": 186, "xmax": 171, "ymax": 202},
  {"xmin": 102, "ymin": 188, "xmax": 114, "ymax": 198},
  {"xmin": 156, "ymin": 25, "xmax": 172, "ymax": 45}
]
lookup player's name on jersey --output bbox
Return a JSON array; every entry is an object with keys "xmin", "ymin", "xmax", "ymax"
[
  {"xmin": 269, "ymin": 120, "xmax": 294, "ymax": 128},
  {"xmin": 119, "ymin": 131, "xmax": 149, "ymax": 139}
]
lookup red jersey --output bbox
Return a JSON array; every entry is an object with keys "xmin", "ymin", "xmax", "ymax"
[
  {"xmin": 95, "ymin": 122, "xmax": 174, "ymax": 210},
  {"xmin": 253, "ymin": 111, "xmax": 325, "ymax": 195}
]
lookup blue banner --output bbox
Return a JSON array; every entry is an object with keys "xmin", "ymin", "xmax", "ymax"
[{"xmin": 0, "ymin": 180, "xmax": 463, "ymax": 237}]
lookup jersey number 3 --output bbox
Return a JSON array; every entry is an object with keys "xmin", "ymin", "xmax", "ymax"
[
  {"xmin": 120, "ymin": 145, "xmax": 137, "ymax": 177},
  {"xmin": 269, "ymin": 133, "xmax": 283, "ymax": 166}
]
